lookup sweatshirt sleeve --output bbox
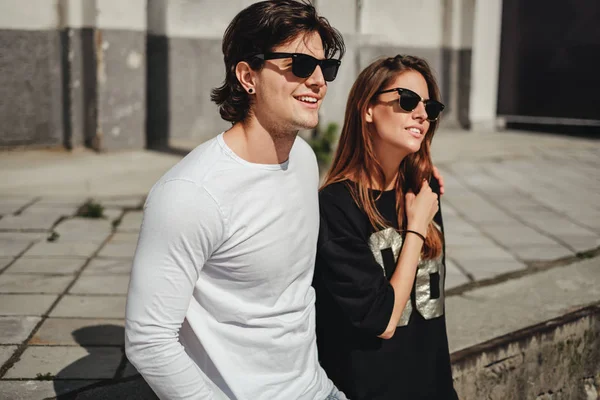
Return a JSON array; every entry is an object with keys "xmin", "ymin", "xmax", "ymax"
[
  {"xmin": 125, "ymin": 178, "xmax": 228, "ymax": 400},
  {"xmin": 316, "ymin": 191, "xmax": 395, "ymax": 337}
]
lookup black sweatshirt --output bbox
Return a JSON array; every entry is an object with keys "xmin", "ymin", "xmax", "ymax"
[{"xmin": 313, "ymin": 179, "xmax": 458, "ymax": 400}]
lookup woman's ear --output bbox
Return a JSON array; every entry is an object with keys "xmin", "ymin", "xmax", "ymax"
[
  {"xmin": 235, "ymin": 61, "xmax": 257, "ymax": 94},
  {"xmin": 365, "ymin": 104, "xmax": 374, "ymax": 123}
]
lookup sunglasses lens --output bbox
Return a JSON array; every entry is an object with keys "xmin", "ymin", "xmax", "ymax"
[
  {"xmin": 292, "ymin": 55, "xmax": 317, "ymax": 78},
  {"xmin": 399, "ymin": 91, "xmax": 420, "ymax": 112},
  {"xmin": 425, "ymin": 101, "xmax": 444, "ymax": 120},
  {"xmin": 321, "ymin": 60, "xmax": 340, "ymax": 82}
]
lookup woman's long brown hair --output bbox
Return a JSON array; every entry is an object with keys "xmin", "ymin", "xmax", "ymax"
[{"xmin": 321, "ymin": 55, "xmax": 443, "ymax": 259}]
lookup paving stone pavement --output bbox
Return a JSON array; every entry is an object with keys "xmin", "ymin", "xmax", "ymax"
[
  {"xmin": 0, "ymin": 195, "xmax": 142, "ymax": 399},
  {"xmin": 0, "ymin": 130, "xmax": 598, "ymax": 399}
]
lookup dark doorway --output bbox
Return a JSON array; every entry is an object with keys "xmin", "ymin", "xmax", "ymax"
[{"xmin": 497, "ymin": 0, "xmax": 600, "ymax": 134}]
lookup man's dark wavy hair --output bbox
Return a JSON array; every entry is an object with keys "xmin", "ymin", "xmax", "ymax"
[{"xmin": 210, "ymin": 0, "xmax": 345, "ymax": 124}]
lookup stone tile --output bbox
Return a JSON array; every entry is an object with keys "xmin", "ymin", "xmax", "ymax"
[
  {"xmin": 517, "ymin": 212, "xmax": 592, "ymax": 234},
  {"xmin": 481, "ymin": 224, "xmax": 559, "ymax": 247},
  {"xmin": 467, "ymin": 209, "xmax": 520, "ymax": 225},
  {"xmin": 563, "ymin": 210, "xmax": 600, "ymax": 230},
  {"xmin": 486, "ymin": 194, "xmax": 541, "ymax": 211},
  {"xmin": 446, "ymin": 245, "xmax": 516, "ymax": 261},
  {"xmin": 30, "ymin": 318, "xmax": 124, "ymax": 346},
  {"xmin": 444, "ymin": 232, "xmax": 496, "ymax": 247},
  {"xmin": 70, "ymin": 276, "xmax": 130, "ymax": 295},
  {"xmin": 0, "ymin": 238, "xmax": 34, "ymax": 257},
  {"xmin": 109, "ymin": 232, "xmax": 140, "ymax": 243},
  {"xmin": 0, "ymin": 213, "xmax": 61, "ymax": 231},
  {"xmin": 53, "ymin": 218, "xmax": 112, "ymax": 242},
  {"xmin": 0, "ymin": 256, "xmax": 13, "ymax": 269},
  {"xmin": 4, "ymin": 257, "xmax": 86, "ymax": 275},
  {"xmin": 0, "ymin": 274, "xmax": 73, "ymax": 294},
  {"xmin": 23, "ymin": 241, "xmax": 100, "ymax": 258},
  {"xmin": 0, "ymin": 196, "xmax": 36, "ymax": 201},
  {"xmin": 0, "ymin": 201, "xmax": 27, "ymax": 215},
  {"xmin": 510, "ymin": 244, "xmax": 574, "ymax": 262},
  {"xmin": 0, "ymin": 316, "xmax": 41, "ymax": 344},
  {"xmin": 439, "ymin": 200, "xmax": 458, "ymax": 214},
  {"xmin": 0, "ymin": 345, "xmax": 17, "ymax": 366},
  {"xmin": 97, "ymin": 196, "xmax": 144, "ymax": 209},
  {"xmin": 0, "ymin": 380, "xmax": 97, "ymax": 400},
  {"xmin": 22, "ymin": 204, "xmax": 80, "ymax": 217},
  {"xmin": 34, "ymin": 197, "xmax": 87, "ymax": 207},
  {"xmin": 117, "ymin": 211, "xmax": 143, "ymax": 232},
  {"xmin": 96, "ymin": 242, "xmax": 136, "ymax": 259},
  {"xmin": 0, "ymin": 294, "xmax": 57, "ymax": 316},
  {"xmin": 0, "ymin": 232, "xmax": 46, "ymax": 241},
  {"xmin": 4, "ymin": 346, "xmax": 122, "ymax": 379},
  {"xmin": 442, "ymin": 218, "xmax": 480, "ymax": 236},
  {"xmin": 444, "ymin": 259, "xmax": 470, "ymax": 290},
  {"xmin": 453, "ymin": 258, "xmax": 527, "ymax": 280},
  {"xmin": 559, "ymin": 234, "xmax": 600, "ymax": 253},
  {"xmin": 446, "ymin": 200, "xmax": 515, "ymax": 225},
  {"xmin": 103, "ymin": 208, "xmax": 122, "ymax": 222},
  {"xmin": 446, "ymin": 256, "xmax": 600, "ymax": 353},
  {"xmin": 51, "ymin": 296, "xmax": 126, "ymax": 318},
  {"xmin": 82, "ymin": 258, "xmax": 132, "ymax": 275}
]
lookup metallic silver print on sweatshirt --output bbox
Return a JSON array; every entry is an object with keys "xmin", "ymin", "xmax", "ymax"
[{"xmin": 369, "ymin": 228, "xmax": 444, "ymax": 327}]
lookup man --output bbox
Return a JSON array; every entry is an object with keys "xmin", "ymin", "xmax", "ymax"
[{"xmin": 125, "ymin": 1, "xmax": 347, "ymax": 399}]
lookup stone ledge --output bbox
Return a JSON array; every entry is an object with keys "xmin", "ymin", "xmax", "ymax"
[{"xmin": 451, "ymin": 305, "xmax": 600, "ymax": 400}]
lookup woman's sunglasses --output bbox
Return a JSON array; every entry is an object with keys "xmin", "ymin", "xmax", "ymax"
[
  {"xmin": 376, "ymin": 87, "xmax": 445, "ymax": 121},
  {"xmin": 253, "ymin": 52, "xmax": 341, "ymax": 82}
]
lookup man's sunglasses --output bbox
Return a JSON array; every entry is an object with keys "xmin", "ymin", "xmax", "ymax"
[
  {"xmin": 253, "ymin": 52, "xmax": 341, "ymax": 82},
  {"xmin": 376, "ymin": 87, "xmax": 445, "ymax": 121}
]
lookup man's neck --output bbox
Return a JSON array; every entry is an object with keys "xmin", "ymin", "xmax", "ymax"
[{"xmin": 224, "ymin": 119, "xmax": 297, "ymax": 165}]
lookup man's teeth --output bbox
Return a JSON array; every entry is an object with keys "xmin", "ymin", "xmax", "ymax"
[{"xmin": 298, "ymin": 96, "xmax": 317, "ymax": 103}]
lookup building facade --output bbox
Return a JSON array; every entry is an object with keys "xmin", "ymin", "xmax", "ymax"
[{"xmin": 1, "ymin": 0, "xmax": 596, "ymax": 151}]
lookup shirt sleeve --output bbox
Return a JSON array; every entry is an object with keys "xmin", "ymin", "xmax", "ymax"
[
  {"xmin": 125, "ymin": 178, "xmax": 228, "ymax": 400},
  {"xmin": 316, "ymin": 191, "xmax": 395, "ymax": 337}
]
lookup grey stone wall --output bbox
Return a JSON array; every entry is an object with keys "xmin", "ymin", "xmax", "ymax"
[
  {"xmin": 0, "ymin": 0, "xmax": 482, "ymax": 150},
  {"xmin": 452, "ymin": 306, "xmax": 600, "ymax": 400},
  {"xmin": 62, "ymin": 28, "xmax": 96, "ymax": 149},
  {"xmin": 0, "ymin": 29, "xmax": 64, "ymax": 148},
  {"xmin": 147, "ymin": 35, "xmax": 230, "ymax": 149},
  {"xmin": 96, "ymin": 29, "xmax": 146, "ymax": 151}
]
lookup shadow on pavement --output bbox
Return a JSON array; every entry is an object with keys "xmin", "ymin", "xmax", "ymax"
[{"xmin": 54, "ymin": 324, "xmax": 157, "ymax": 400}]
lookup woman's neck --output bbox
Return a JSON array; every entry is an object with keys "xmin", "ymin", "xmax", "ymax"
[{"xmin": 373, "ymin": 146, "xmax": 408, "ymax": 191}]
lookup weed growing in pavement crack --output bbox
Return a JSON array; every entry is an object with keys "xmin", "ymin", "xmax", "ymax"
[
  {"xmin": 47, "ymin": 231, "xmax": 60, "ymax": 242},
  {"xmin": 77, "ymin": 200, "xmax": 105, "ymax": 219},
  {"xmin": 35, "ymin": 372, "xmax": 54, "ymax": 380}
]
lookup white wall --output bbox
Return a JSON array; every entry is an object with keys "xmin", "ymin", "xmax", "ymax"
[
  {"xmin": 443, "ymin": 0, "xmax": 475, "ymax": 50},
  {"xmin": 469, "ymin": 0, "xmax": 503, "ymax": 130},
  {"xmin": 95, "ymin": 0, "xmax": 146, "ymax": 30},
  {"xmin": 316, "ymin": 0, "xmax": 358, "ymax": 35},
  {"xmin": 148, "ymin": 0, "xmax": 260, "ymax": 38},
  {"xmin": 360, "ymin": 0, "xmax": 444, "ymax": 47},
  {"xmin": 0, "ymin": 0, "xmax": 145, "ymax": 31},
  {"xmin": 0, "ymin": 0, "xmax": 59, "ymax": 30}
]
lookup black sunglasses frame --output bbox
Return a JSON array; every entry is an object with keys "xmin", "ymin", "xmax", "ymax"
[
  {"xmin": 253, "ymin": 52, "xmax": 341, "ymax": 82},
  {"xmin": 376, "ymin": 87, "xmax": 445, "ymax": 121}
]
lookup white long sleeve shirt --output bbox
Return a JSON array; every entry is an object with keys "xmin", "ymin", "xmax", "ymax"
[{"xmin": 125, "ymin": 133, "xmax": 334, "ymax": 399}]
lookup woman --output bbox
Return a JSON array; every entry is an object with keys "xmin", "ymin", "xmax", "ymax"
[{"xmin": 314, "ymin": 55, "xmax": 458, "ymax": 399}]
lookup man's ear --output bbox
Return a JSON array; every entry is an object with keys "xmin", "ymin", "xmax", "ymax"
[{"xmin": 235, "ymin": 61, "xmax": 257, "ymax": 93}]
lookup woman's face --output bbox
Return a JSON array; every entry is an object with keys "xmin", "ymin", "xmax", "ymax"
[{"xmin": 366, "ymin": 70, "xmax": 431, "ymax": 158}]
